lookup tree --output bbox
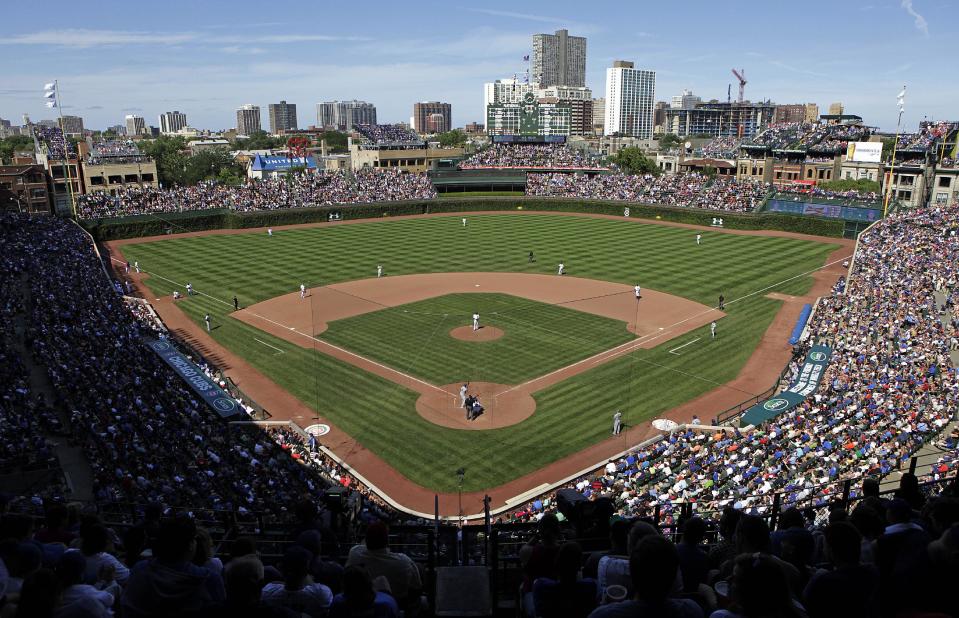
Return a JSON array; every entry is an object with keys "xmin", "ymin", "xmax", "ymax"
[
  {"xmin": 658, "ymin": 133, "xmax": 682, "ymax": 150},
  {"xmin": 0, "ymin": 135, "xmax": 35, "ymax": 163},
  {"xmin": 183, "ymin": 149, "xmax": 243, "ymax": 185},
  {"xmin": 139, "ymin": 135, "xmax": 189, "ymax": 186},
  {"xmin": 231, "ymin": 131, "xmax": 285, "ymax": 151},
  {"xmin": 819, "ymin": 178, "xmax": 882, "ymax": 194},
  {"xmin": 437, "ymin": 130, "xmax": 467, "ymax": 148},
  {"xmin": 880, "ymin": 136, "xmax": 897, "ymax": 161},
  {"xmin": 608, "ymin": 147, "xmax": 660, "ymax": 176},
  {"xmin": 318, "ymin": 131, "xmax": 348, "ymax": 153}
]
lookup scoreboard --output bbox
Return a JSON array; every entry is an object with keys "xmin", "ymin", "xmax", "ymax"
[{"xmin": 486, "ymin": 93, "xmax": 571, "ymax": 137}]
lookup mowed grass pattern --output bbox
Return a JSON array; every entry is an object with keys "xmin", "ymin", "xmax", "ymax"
[
  {"xmin": 120, "ymin": 214, "xmax": 838, "ymax": 492},
  {"xmin": 321, "ymin": 293, "xmax": 635, "ymax": 385}
]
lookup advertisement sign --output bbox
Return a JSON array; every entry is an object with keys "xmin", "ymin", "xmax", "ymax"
[
  {"xmin": 846, "ymin": 141, "xmax": 883, "ymax": 163},
  {"xmin": 145, "ymin": 338, "xmax": 239, "ymax": 418},
  {"xmin": 740, "ymin": 345, "xmax": 832, "ymax": 426}
]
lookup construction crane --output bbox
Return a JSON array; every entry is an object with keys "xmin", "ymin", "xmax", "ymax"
[{"xmin": 731, "ymin": 69, "xmax": 747, "ymax": 103}]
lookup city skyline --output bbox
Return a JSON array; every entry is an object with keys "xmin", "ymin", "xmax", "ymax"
[{"xmin": 0, "ymin": 0, "xmax": 952, "ymax": 133}]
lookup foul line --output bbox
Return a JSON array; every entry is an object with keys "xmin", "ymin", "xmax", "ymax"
[
  {"xmin": 254, "ymin": 338, "xmax": 285, "ymax": 354},
  {"xmin": 109, "ymin": 257, "xmax": 447, "ymax": 396},
  {"xmin": 669, "ymin": 338, "xmax": 700, "ymax": 355}
]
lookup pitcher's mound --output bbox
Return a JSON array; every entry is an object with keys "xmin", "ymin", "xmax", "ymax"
[
  {"xmin": 417, "ymin": 382, "xmax": 535, "ymax": 430},
  {"xmin": 449, "ymin": 325, "xmax": 504, "ymax": 341}
]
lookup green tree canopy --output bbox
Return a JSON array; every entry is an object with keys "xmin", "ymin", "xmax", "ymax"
[
  {"xmin": 608, "ymin": 147, "xmax": 660, "ymax": 176},
  {"xmin": 437, "ymin": 130, "xmax": 467, "ymax": 147},
  {"xmin": 139, "ymin": 135, "xmax": 189, "ymax": 186},
  {"xmin": 658, "ymin": 134, "xmax": 682, "ymax": 149},
  {"xmin": 818, "ymin": 178, "xmax": 882, "ymax": 194},
  {"xmin": 0, "ymin": 135, "xmax": 35, "ymax": 163},
  {"xmin": 318, "ymin": 131, "xmax": 348, "ymax": 153}
]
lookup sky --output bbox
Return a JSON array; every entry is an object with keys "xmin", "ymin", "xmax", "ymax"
[{"xmin": 0, "ymin": 0, "xmax": 953, "ymax": 134}]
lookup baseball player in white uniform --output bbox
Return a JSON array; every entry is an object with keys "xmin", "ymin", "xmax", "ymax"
[
  {"xmin": 472, "ymin": 313, "xmax": 480, "ymax": 331},
  {"xmin": 696, "ymin": 233, "xmax": 702, "ymax": 245},
  {"xmin": 634, "ymin": 285, "xmax": 641, "ymax": 299},
  {"xmin": 300, "ymin": 283, "xmax": 307, "ymax": 299},
  {"xmin": 186, "ymin": 283, "xmax": 193, "ymax": 296},
  {"xmin": 377, "ymin": 265, "xmax": 383, "ymax": 278},
  {"xmin": 134, "ymin": 261, "xmax": 140, "ymax": 273},
  {"xmin": 268, "ymin": 228, "xmax": 273, "ymax": 237},
  {"xmin": 612, "ymin": 411, "xmax": 623, "ymax": 435},
  {"xmin": 558, "ymin": 262, "xmax": 565, "ymax": 275},
  {"xmin": 459, "ymin": 383, "xmax": 468, "ymax": 407},
  {"xmin": 204, "ymin": 313, "xmax": 211, "ymax": 332},
  {"xmin": 711, "ymin": 321, "xmax": 717, "ymax": 338},
  {"xmin": 462, "ymin": 217, "xmax": 467, "ymax": 227}
]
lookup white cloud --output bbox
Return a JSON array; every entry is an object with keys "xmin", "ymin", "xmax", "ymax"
[
  {"xmin": 0, "ymin": 28, "xmax": 367, "ymax": 48},
  {"xmin": 900, "ymin": 0, "xmax": 930, "ymax": 36}
]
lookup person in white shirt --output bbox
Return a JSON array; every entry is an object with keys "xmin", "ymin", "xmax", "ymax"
[
  {"xmin": 472, "ymin": 313, "xmax": 480, "ymax": 331},
  {"xmin": 558, "ymin": 262, "xmax": 565, "ymax": 275},
  {"xmin": 634, "ymin": 285, "xmax": 641, "ymax": 299},
  {"xmin": 345, "ymin": 521, "xmax": 422, "ymax": 609},
  {"xmin": 300, "ymin": 283, "xmax": 307, "ymax": 299},
  {"xmin": 377, "ymin": 264, "xmax": 383, "ymax": 278}
]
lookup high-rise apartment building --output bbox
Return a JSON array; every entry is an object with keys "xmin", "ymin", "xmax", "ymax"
[
  {"xmin": 58, "ymin": 115, "xmax": 84, "ymax": 136},
  {"xmin": 604, "ymin": 61, "xmax": 656, "ymax": 139},
  {"xmin": 159, "ymin": 111, "xmax": 187, "ymax": 135},
  {"xmin": 315, "ymin": 101, "xmax": 377, "ymax": 131},
  {"xmin": 125, "ymin": 115, "xmax": 147, "ymax": 137},
  {"xmin": 828, "ymin": 102, "xmax": 844, "ymax": 116},
  {"xmin": 592, "ymin": 98, "xmax": 606, "ymax": 134},
  {"xmin": 268, "ymin": 101, "xmax": 298, "ymax": 133},
  {"xmin": 412, "ymin": 102, "xmax": 452, "ymax": 134},
  {"xmin": 236, "ymin": 104, "xmax": 262, "ymax": 136},
  {"xmin": 531, "ymin": 29, "xmax": 586, "ymax": 87},
  {"xmin": 670, "ymin": 89, "xmax": 701, "ymax": 110}
]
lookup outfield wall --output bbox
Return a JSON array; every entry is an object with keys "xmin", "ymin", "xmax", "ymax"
[{"xmin": 80, "ymin": 197, "xmax": 845, "ymax": 241}]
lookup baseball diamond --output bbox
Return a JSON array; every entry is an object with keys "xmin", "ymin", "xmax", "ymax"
[{"xmin": 109, "ymin": 211, "xmax": 847, "ymax": 506}]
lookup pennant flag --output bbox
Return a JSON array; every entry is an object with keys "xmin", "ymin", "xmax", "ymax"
[
  {"xmin": 45, "ymin": 101, "xmax": 56, "ymax": 108},
  {"xmin": 43, "ymin": 82, "xmax": 56, "ymax": 91},
  {"xmin": 44, "ymin": 90, "xmax": 56, "ymax": 99}
]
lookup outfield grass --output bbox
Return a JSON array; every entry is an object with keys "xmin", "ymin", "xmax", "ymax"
[
  {"xmin": 119, "ymin": 213, "xmax": 838, "ymax": 492},
  {"xmin": 321, "ymin": 292, "xmax": 635, "ymax": 385}
]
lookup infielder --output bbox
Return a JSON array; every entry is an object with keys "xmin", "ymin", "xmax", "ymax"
[
  {"xmin": 186, "ymin": 283, "xmax": 194, "ymax": 296},
  {"xmin": 528, "ymin": 251, "xmax": 535, "ymax": 263},
  {"xmin": 459, "ymin": 383, "xmax": 468, "ymax": 408},
  {"xmin": 204, "ymin": 313, "xmax": 212, "ymax": 332},
  {"xmin": 711, "ymin": 321, "xmax": 717, "ymax": 338},
  {"xmin": 612, "ymin": 411, "xmax": 623, "ymax": 435},
  {"xmin": 718, "ymin": 294, "xmax": 725, "ymax": 310},
  {"xmin": 557, "ymin": 262, "xmax": 565, "ymax": 275},
  {"xmin": 134, "ymin": 261, "xmax": 140, "ymax": 273},
  {"xmin": 300, "ymin": 283, "xmax": 307, "ymax": 299},
  {"xmin": 696, "ymin": 234, "xmax": 702, "ymax": 245},
  {"xmin": 377, "ymin": 265, "xmax": 383, "ymax": 278},
  {"xmin": 635, "ymin": 285, "xmax": 641, "ymax": 299},
  {"xmin": 472, "ymin": 312, "xmax": 480, "ymax": 331},
  {"xmin": 233, "ymin": 295, "xmax": 239, "ymax": 311},
  {"xmin": 124, "ymin": 261, "xmax": 130, "ymax": 274}
]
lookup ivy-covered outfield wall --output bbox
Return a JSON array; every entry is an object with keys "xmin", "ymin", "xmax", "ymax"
[{"xmin": 81, "ymin": 198, "xmax": 845, "ymax": 241}]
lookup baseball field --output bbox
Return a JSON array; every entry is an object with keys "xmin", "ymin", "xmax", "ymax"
[{"xmin": 111, "ymin": 212, "xmax": 844, "ymax": 500}]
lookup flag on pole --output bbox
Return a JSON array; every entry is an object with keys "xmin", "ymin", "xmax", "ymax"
[
  {"xmin": 44, "ymin": 90, "xmax": 56, "ymax": 99},
  {"xmin": 43, "ymin": 82, "xmax": 56, "ymax": 91},
  {"xmin": 45, "ymin": 101, "xmax": 57, "ymax": 108}
]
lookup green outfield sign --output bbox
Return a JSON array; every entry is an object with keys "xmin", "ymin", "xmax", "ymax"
[{"xmin": 741, "ymin": 344, "xmax": 832, "ymax": 426}]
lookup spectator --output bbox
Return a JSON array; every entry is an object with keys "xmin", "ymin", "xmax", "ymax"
[
  {"xmin": 15, "ymin": 568, "xmax": 103, "ymax": 618},
  {"xmin": 56, "ymin": 551, "xmax": 114, "ymax": 616},
  {"xmin": 803, "ymin": 522, "xmax": 878, "ymax": 618},
  {"xmin": 260, "ymin": 545, "xmax": 333, "ymax": 617},
  {"xmin": 711, "ymin": 554, "xmax": 803, "ymax": 618},
  {"xmin": 532, "ymin": 541, "xmax": 598, "ymax": 618},
  {"xmin": 345, "ymin": 521, "xmax": 421, "ymax": 611},
  {"xmin": 329, "ymin": 565, "xmax": 399, "ymax": 618},
  {"xmin": 121, "ymin": 516, "xmax": 225, "ymax": 617},
  {"xmin": 676, "ymin": 517, "xmax": 709, "ymax": 594},
  {"xmin": 589, "ymin": 535, "xmax": 702, "ymax": 618},
  {"xmin": 875, "ymin": 499, "xmax": 932, "ymax": 616},
  {"xmin": 209, "ymin": 555, "xmax": 296, "ymax": 618}
]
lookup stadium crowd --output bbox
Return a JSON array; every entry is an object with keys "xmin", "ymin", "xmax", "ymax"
[
  {"xmin": 0, "ymin": 213, "xmax": 418, "ymax": 531},
  {"xmin": 700, "ymin": 137, "xmax": 740, "ymax": 159},
  {"xmin": 353, "ymin": 124, "xmax": 422, "ymax": 145},
  {"xmin": 508, "ymin": 202, "xmax": 959, "ymax": 530},
  {"xmin": 526, "ymin": 172, "xmax": 770, "ymax": 211},
  {"xmin": 86, "ymin": 141, "xmax": 150, "ymax": 166},
  {"xmin": 776, "ymin": 185, "xmax": 882, "ymax": 205},
  {"xmin": 459, "ymin": 144, "xmax": 608, "ymax": 170},
  {"xmin": 32, "ymin": 126, "xmax": 75, "ymax": 160},
  {"xmin": 74, "ymin": 170, "xmax": 436, "ymax": 219},
  {"xmin": 897, "ymin": 121, "xmax": 956, "ymax": 152}
]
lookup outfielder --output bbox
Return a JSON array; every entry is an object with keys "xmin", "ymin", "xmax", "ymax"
[
  {"xmin": 612, "ymin": 411, "xmax": 623, "ymax": 435},
  {"xmin": 711, "ymin": 321, "xmax": 717, "ymax": 338},
  {"xmin": 462, "ymin": 217, "xmax": 467, "ymax": 227},
  {"xmin": 557, "ymin": 262, "xmax": 565, "ymax": 275},
  {"xmin": 696, "ymin": 233, "xmax": 702, "ymax": 245},
  {"xmin": 268, "ymin": 228, "xmax": 273, "ymax": 237},
  {"xmin": 204, "ymin": 313, "xmax": 211, "ymax": 332},
  {"xmin": 377, "ymin": 265, "xmax": 383, "ymax": 278},
  {"xmin": 472, "ymin": 312, "xmax": 480, "ymax": 331},
  {"xmin": 300, "ymin": 283, "xmax": 307, "ymax": 299}
]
